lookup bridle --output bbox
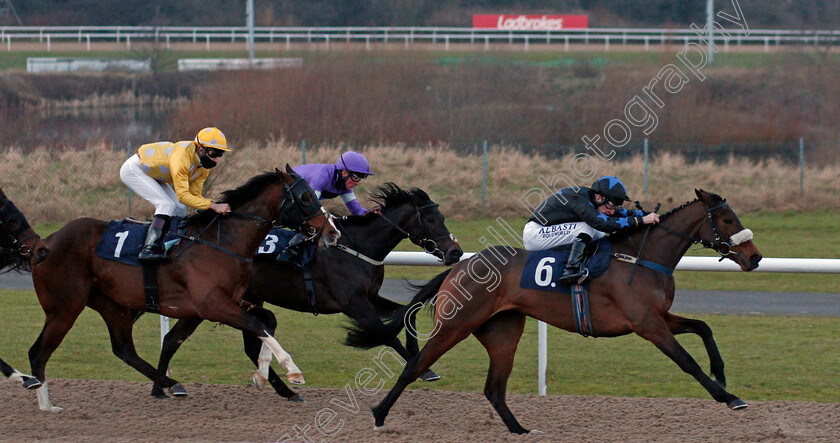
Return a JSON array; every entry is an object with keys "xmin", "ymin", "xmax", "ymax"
[
  {"xmin": 375, "ymin": 202, "xmax": 457, "ymax": 260},
  {"xmin": 657, "ymin": 200, "xmax": 754, "ymax": 260},
  {"xmin": 0, "ymin": 199, "xmax": 39, "ymax": 259}
]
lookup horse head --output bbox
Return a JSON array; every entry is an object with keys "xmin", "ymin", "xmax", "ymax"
[
  {"xmin": 373, "ymin": 184, "xmax": 463, "ymax": 265},
  {"xmin": 695, "ymin": 189, "xmax": 762, "ymax": 271},
  {"xmin": 275, "ymin": 164, "xmax": 340, "ymax": 247},
  {"xmin": 0, "ymin": 187, "xmax": 50, "ymax": 269}
]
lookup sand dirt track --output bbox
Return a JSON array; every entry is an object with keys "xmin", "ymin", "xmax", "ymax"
[{"xmin": 1, "ymin": 379, "xmax": 839, "ymax": 442}]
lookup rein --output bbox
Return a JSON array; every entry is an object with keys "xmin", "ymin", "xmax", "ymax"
[
  {"xmin": 375, "ymin": 203, "xmax": 456, "ymax": 260},
  {"xmin": 657, "ymin": 201, "xmax": 753, "ymax": 261},
  {"xmin": 175, "ymin": 212, "xmax": 269, "ymax": 262}
]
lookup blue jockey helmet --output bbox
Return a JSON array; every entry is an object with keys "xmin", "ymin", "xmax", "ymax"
[
  {"xmin": 336, "ymin": 151, "xmax": 374, "ymax": 176},
  {"xmin": 591, "ymin": 176, "xmax": 630, "ymax": 204}
]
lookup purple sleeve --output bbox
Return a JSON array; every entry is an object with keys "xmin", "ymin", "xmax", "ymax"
[
  {"xmin": 292, "ymin": 164, "xmax": 332, "ymax": 193},
  {"xmin": 345, "ymin": 198, "xmax": 367, "ymax": 216}
]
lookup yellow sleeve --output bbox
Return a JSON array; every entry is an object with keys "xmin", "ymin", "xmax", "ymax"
[{"xmin": 169, "ymin": 148, "xmax": 212, "ymax": 210}]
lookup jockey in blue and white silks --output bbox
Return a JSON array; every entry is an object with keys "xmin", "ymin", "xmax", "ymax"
[{"xmin": 522, "ymin": 176, "xmax": 660, "ymax": 284}]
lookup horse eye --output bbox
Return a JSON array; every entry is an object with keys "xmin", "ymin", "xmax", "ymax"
[
  {"xmin": 6, "ymin": 218, "xmax": 20, "ymax": 230},
  {"xmin": 723, "ymin": 218, "xmax": 733, "ymax": 224}
]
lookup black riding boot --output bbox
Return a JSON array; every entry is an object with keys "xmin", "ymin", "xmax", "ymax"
[
  {"xmin": 139, "ymin": 214, "xmax": 171, "ymax": 263},
  {"xmin": 276, "ymin": 233, "xmax": 306, "ymax": 264},
  {"xmin": 558, "ymin": 237, "xmax": 590, "ymax": 285}
]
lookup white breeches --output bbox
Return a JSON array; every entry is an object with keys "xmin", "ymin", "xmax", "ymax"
[
  {"xmin": 522, "ymin": 220, "xmax": 605, "ymax": 251},
  {"xmin": 120, "ymin": 155, "xmax": 186, "ymax": 217}
]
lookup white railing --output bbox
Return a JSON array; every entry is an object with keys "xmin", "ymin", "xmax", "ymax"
[{"xmin": 2, "ymin": 26, "xmax": 839, "ymax": 52}]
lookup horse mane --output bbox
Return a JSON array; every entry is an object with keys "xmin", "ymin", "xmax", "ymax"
[
  {"xmin": 606, "ymin": 198, "xmax": 701, "ymax": 242},
  {"xmin": 372, "ymin": 183, "xmax": 432, "ymax": 209},
  {"xmin": 187, "ymin": 171, "xmax": 283, "ymax": 226},
  {"xmin": 337, "ymin": 183, "xmax": 432, "ymax": 227}
]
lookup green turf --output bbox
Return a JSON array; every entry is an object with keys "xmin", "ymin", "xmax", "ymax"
[
  {"xmin": 2, "ymin": 48, "xmax": 837, "ymax": 72},
  {"xmin": 1, "ymin": 288, "xmax": 837, "ymax": 402}
]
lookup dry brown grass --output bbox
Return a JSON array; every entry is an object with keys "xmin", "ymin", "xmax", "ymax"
[{"xmin": 0, "ymin": 143, "xmax": 835, "ymax": 224}]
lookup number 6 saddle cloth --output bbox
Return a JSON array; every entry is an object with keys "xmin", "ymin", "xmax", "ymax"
[{"xmin": 520, "ymin": 238, "xmax": 613, "ymax": 293}]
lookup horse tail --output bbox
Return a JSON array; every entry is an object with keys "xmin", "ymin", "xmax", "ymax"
[{"xmin": 344, "ymin": 268, "xmax": 452, "ymax": 349}]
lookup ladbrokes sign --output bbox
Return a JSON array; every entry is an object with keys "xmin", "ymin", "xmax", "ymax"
[{"xmin": 473, "ymin": 14, "xmax": 589, "ymax": 30}]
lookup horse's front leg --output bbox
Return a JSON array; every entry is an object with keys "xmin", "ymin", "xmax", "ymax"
[
  {"xmin": 635, "ymin": 316, "xmax": 747, "ymax": 409},
  {"xmin": 664, "ymin": 312, "xmax": 727, "ymax": 387},
  {"xmin": 241, "ymin": 304, "xmax": 303, "ymax": 402},
  {"xmin": 198, "ymin": 294, "xmax": 304, "ymax": 386}
]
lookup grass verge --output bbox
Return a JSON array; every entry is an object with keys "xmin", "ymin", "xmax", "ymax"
[{"xmin": 1, "ymin": 288, "xmax": 837, "ymax": 402}]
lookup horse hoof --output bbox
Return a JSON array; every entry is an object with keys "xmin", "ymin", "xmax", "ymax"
[
  {"xmin": 374, "ymin": 425, "xmax": 384, "ymax": 431},
  {"xmin": 152, "ymin": 390, "xmax": 169, "ymax": 399},
  {"xmin": 528, "ymin": 429, "xmax": 545, "ymax": 435},
  {"xmin": 22, "ymin": 377, "xmax": 43, "ymax": 390},
  {"xmin": 287, "ymin": 373, "xmax": 305, "ymax": 385},
  {"xmin": 420, "ymin": 369, "xmax": 441, "ymax": 382},
  {"xmin": 169, "ymin": 383, "xmax": 188, "ymax": 397},
  {"xmin": 289, "ymin": 394, "xmax": 305, "ymax": 403},
  {"xmin": 252, "ymin": 373, "xmax": 267, "ymax": 390},
  {"xmin": 41, "ymin": 405, "xmax": 64, "ymax": 413},
  {"xmin": 728, "ymin": 398, "xmax": 749, "ymax": 410}
]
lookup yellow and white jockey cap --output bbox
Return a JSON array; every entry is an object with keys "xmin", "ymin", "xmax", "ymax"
[{"xmin": 195, "ymin": 127, "xmax": 229, "ymax": 151}]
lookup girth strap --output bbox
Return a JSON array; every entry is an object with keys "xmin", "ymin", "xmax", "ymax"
[
  {"xmin": 571, "ymin": 283, "xmax": 594, "ymax": 337},
  {"xmin": 612, "ymin": 253, "xmax": 674, "ymax": 275},
  {"xmin": 141, "ymin": 263, "xmax": 161, "ymax": 314},
  {"xmin": 333, "ymin": 244, "xmax": 384, "ymax": 266},
  {"xmin": 175, "ymin": 233, "xmax": 253, "ymax": 262}
]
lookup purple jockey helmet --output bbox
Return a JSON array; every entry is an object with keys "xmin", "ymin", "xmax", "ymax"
[{"xmin": 335, "ymin": 151, "xmax": 374, "ymax": 176}]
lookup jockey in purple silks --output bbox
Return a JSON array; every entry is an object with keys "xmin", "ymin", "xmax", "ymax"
[{"xmin": 279, "ymin": 151, "xmax": 374, "ymax": 261}]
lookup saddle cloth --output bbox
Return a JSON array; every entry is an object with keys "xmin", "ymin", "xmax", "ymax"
[
  {"xmin": 254, "ymin": 227, "xmax": 299, "ymax": 259},
  {"xmin": 94, "ymin": 218, "xmax": 181, "ymax": 267},
  {"xmin": 519, "ymin": 238, "xmax": 612, "ymax": 293}
]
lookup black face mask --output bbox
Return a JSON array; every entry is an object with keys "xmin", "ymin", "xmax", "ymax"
[
  {"xmin": 198, "ymin": 150, "xmax": 217, "ymax": 169},
  {"xmin": 334, "ymin": 170, "xmax": 347, "ymax": 190}
]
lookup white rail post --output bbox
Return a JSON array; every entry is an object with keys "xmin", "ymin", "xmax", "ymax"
[
  {"xmin": 86, "ymin": 35, "xmax": 90, "ymax": 51},
  {"xmin": 206, "ymin": 34, "xmax": 210, "ymax": 51},
  {"xmin": 538, "ymin": 321, "xmax": 547, "ymax": 395}
]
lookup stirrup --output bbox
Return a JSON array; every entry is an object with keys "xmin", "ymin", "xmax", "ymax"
[
  {"xmin": 558, "ymin": 268, "xmax": 589, "ymax": 285},
  {"xmin": 139, "ymin": 246, "xmax": 169, "ymax": 263}
]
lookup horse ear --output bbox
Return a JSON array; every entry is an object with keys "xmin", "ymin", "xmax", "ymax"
[
  {"xmin": 285, "ymin": 164, "xmax": 294, "ymax": 174},
  {"xmin": 695, "ymin": 189, "xmax": 704, "ymax": 199},
  {"xmin": 275, "ymin": 167, "xmax": 282, "ymax": 175}
]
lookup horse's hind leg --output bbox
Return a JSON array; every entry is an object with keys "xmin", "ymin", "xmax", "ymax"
[
  {"xmin": 635, "ymin": 317, "xmax": 747, "ymax": 409},
  {"xmin": 240, "ymin": 305, "xmax": 302, "ymax": 402},
  {"xmin": 154, "ymin": 317, "xmax": 203, "ymax": 398},
  {"xmin": 472, "ymin": 311, "xmax": 532, "ymax": 435},
  {"xmin": 88, "ymin": 294, "xmax": 183, "ymax": 398},
  {"xmin": 664, "ymin": 312, "xmax": 727, "ymax": 387},
  {"xmin": 1, "ymin": 357, "xmax": 41, "ymax": 389},
  {"xmin": 372, "ymin": 324, "xmax": 473, "ymax": 430}
]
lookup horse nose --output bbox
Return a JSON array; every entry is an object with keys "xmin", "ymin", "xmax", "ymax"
[
  {"xmin": 750, "ymin": 253, "xmax": 762, "ymax": 269},
  {"xmin": 445, "ymin": 247, "xmax": 463, "ymax": 265},
  {"xmin": 35, "ymin": 246, "xmax": 50, "ymax": 263}
]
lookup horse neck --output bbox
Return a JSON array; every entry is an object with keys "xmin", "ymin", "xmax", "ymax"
[
  {"xmin": 215, "ymin": 186, "xmax": 284, "ymax": 257},
  {"xmin": 623, "ymin": 201, "xmax": 708, "ymax": 270},
  {"xmin": 340, "ymin": 204, "xmax": 412, "ymax": 261}
]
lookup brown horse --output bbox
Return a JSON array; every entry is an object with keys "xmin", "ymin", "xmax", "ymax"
[
  {"xmin": 151, "ymin": 184, "xmax": 463, "ymax": 400},
  {"xmin": 0, "ymin": 186, "xmax": 50, "ymax": 389},
  {"xmin": 27, "ymin": 166, "xmax": 340, "ymax": 412},
  {"xmin": 347, "ymin": 189, "xmax": 762, "ymax": 434}
]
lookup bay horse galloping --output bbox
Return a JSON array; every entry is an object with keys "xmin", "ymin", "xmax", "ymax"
[
  {"xmin": 28, "ymin": 166, "xmax": 340, "ymax": 412},
  {"xmin": 347, "ymin": 189, "xmax": 762, "ymax": 434},
  {"xmin": 152, "ymin": 184, "xmax": 463, "ymax": 400},
  {"xmin": 0, "ymin": 186, "xmax": 50, "ymax": 389}
]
